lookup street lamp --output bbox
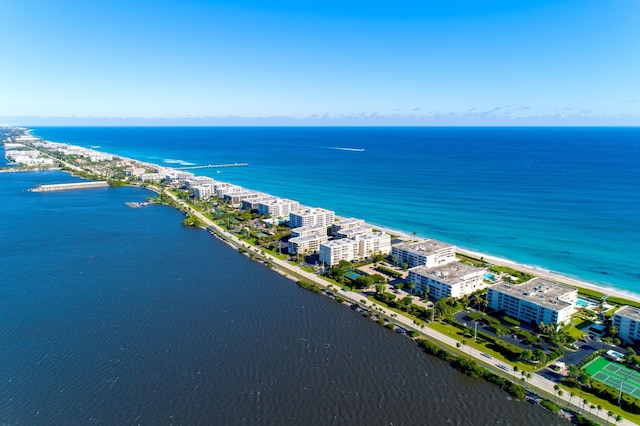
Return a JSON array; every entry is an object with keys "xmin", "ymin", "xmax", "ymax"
[{"xmin": 617, "ymin": 370, "xmax": 635, "ymax": 406}]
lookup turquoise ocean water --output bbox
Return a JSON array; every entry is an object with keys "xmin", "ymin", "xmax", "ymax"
[{"xmin": 28, "ymin": 126, "xmax": 640, "ymax": 295}]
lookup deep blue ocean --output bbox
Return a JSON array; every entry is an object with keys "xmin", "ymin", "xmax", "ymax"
[
  {"xmin": 28, "ymin": 126, "xmax": 640, "ymax": 296},
  {"xmin": 0, "ymin": 169, "xmax": 567, "ymax": 424}
]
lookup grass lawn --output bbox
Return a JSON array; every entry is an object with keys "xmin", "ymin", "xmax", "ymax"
[
  {"xmin": 262, "ymin": 248, "xmax": 288, "ymax": 260},
  {"xmin": 559, "ymin": 382, "xmax": 640, "ymax": 425},
  {"xmin": 564, "ymin": 318, "xmax": 590, "ymax": 340}
]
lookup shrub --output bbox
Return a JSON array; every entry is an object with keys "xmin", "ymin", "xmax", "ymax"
[
  {"xmin": 541, "ymin": 399, "xmax": 560, "ymax": 414},
  {"xmin": 469, "ymin": 311, "xmax": 483, "ymax": 321},
  {"xmin": 503, "ymin": 316, "xmax": 521, "ymax": 327},
  {"xmin": 574, "ymin": 413, "xmax": 600, "ymax": 426},
  {"xmin": 297, "ymin": 280, "xmax": 322, "ymax": 293}
]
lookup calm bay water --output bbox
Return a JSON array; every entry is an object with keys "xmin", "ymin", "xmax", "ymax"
[
  {"xmin": 28, "ymin": 126, "xmax": 640, "ymax": 295},
  {"xmin": 0, "ymin": 170, "xmax": 567, "ymax": 424}
]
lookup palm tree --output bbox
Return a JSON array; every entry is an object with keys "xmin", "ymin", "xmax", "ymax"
[
  {"xmin": 568, "ymin": 391, "xmax": 575, "ymax": 408},
  {"xmin": 607, "ymin": 410, "xmax": 614, "ymax": 424},
  {"xmin": 597, "ymin": 405, "xmax": 602, "ymax": 420},
  {"xmin": 513, "ymin": 365, "xmax": 519, "ymax": 383},
  {"xmin": 407, "ymin": 281, "xmax": 415, "ymax": 295},
  {"xmin": 553, "ymin": 384, "xmax": 560, "ymax": 404},
  {"xmin": 615, "ymin": 414, "xmax": 623, "ymax": 425}
]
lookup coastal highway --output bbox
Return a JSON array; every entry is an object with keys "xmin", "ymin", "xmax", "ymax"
[{"xmin": 161, "ymin": 189, "xmax": 633, "ymax": 426}]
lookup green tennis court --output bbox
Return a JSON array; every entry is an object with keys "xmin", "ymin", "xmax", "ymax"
[{"xmin": 585, "ymin": 356, "xmax": 640, "ymax": 399}]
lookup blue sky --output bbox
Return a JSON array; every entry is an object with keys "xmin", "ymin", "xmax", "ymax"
[{"xmin": 1, "ymin": 0, "xmax": 639, "ymax": 125}]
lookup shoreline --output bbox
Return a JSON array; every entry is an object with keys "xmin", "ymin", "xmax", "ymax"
[
  {"xmin": 361, "ymin": 216, "xmax": 640, "ymax": 304},
  {"xmin": 3, "ymin": 128, "xmax": 639, "ymax": 304}
]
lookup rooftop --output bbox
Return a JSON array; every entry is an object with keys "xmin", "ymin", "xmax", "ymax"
[
  {"xmin": 394, "ymin": 239, "xmax": 455, "ymax": 255},
  {"xmin": 333, "ymin": 217, "xmax": 364, "ymax": 226},
  {"xmin": 490, "ymin": 278, "xmax": 577, "ymax": 310},
  {"xmin": 292, "ymin": 207, "xmax": 334, "ymax": 216},
  {"xmin": 322, "ymin": 238, "xmax": 358, "ymax": 248},
  {"xmin": 338, "ymin": 226, "xmax": 373, "ymax": 236},
  {"xmin": 410, "ymin": 261, "xmax": 484, "ymax": 284},
  {"xmin": 615, "ymin": 305, "xmax": 640, "ymax": 321},
  {"xmin": 289, "ymin": 234, "xmax": 327, "ymax": 243},
  {"xmin": 354, "ymin": 231, "xmax": 389, "ymax": 240},
  {"xmin": 291, "ymin": 225, "xmax": 327, "ymax": 234}
]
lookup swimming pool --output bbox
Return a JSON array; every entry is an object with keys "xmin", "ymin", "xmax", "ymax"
[{"xmin": 576, "ymin": 296, "xmax": 595, "ymax": 309}]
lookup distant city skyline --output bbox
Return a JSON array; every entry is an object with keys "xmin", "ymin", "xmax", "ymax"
[{"xmin": 1, "ymin": 0, "xmax": 639, "ymax": 126}]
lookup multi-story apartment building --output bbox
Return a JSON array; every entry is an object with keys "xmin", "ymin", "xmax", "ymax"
[
  {"xmin": 193, "ymin": 184, "xmax": 215, "ymax": 199},
  {"xmin": 613, "ymin": 306, "xmax": 640, "ymax": 344},
  {"xmin": 216, "ymin": 183, "xmax": 243, "ymax": 198},
  {"xmin": 241, "ymin": 196, "xmax": 277, "ymax": 211},
  {"xmin": 319, "ymin": 239, "xmax": 359, "ymax": 266},
  {"xmin": 336, "ymin": 226, "xmax": 373, "ymax": 240},
  {"xmin": 486, "ymin": 278, "xmax": 577, "ymax": 327},
  {"xmin": 408, "ymin": 262, "xmax": 487, "ymax": 300},
  {"xmin": 330, "ymin": 218, "xmax": 365, "ymax": 236},
  {"xmin": 288, "ymin": 234, "xmax": 329, "ymax": 255},
  {"xmin": 354, "ymin": 232, "xmax": 391, "ymax": 259},
  {"xmin": 391, "ymin": 239, "xmax": 456, "ymax": 268},
  {"xmin": 223, "ymin": 191, "xmax": 259, "ymax": 206},
  {"xmin": 289, "ymin": 208, "xmax": 335, "ymax": 228},
  {"xmin": 290, "ymin": 225, "xmax": 327, "ymax": 238},
  {"xmin": 257, "ymin": 198, "xmax": 300, "ymax": 219}
]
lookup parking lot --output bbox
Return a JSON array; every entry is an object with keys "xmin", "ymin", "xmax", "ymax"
[{"xmin": 453, "ymin": 309, "xmax": 601, "ymax": 380}]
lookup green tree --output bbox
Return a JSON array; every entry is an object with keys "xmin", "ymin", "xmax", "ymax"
[
  {"xmin": 625, "ymin": 347, "xmax": 636, "ymax": 365},
  {"xmin": 394, "ymin": 282, "xmax": 404, "ymax": 292},
  {"xmin": 423, "ymin": 284, "xmax": 430, "ymax": 300},
  {"xmin": 375, "ymin": 283, "xmax": 385, "ymax": 295},
  {"xmin": 407, "ymin": 281, "xmax": 415, "ymax": 295},
  {"xmin": 434, "ymin": 299, "xmax": 453, "ymax": 319}
]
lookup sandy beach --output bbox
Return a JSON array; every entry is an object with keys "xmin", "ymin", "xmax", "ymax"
[{"xmin": 361, "ymin": 216, "xmax": 640, "ymax": 304}]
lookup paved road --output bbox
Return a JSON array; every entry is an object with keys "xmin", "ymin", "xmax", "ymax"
[{"xmin": 164, "ymin": 190, "xmax": 635, "ymax": 426}]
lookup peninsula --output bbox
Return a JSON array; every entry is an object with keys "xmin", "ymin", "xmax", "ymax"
[{"xmin": 2, "ymin": 125, "xmax": 638, "ymax": 426}]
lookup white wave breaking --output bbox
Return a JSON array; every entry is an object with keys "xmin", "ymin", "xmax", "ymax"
[{"xmin": 163, "ymin": 159, "xmax": 197, "ymax": 166}]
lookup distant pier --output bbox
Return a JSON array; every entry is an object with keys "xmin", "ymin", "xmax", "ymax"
[
  {"xmin": 30, "ymin": 181, "xmax": 110, "ymax": 192},
  {"xmin": 175, "ymin": 162, "xmax": 248, "ymax": 170}
]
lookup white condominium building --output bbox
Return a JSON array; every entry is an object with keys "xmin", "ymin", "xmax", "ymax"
[
  {"xmin": 140, "ymin": 173, "xmax": 163, "ymax": 182},
  {"xmin": 336, "ymin": 226, "xmax": 373, "ymax": 240},
  {"xmin": 288, "ymin": 234, "xmax": 329, "ymax": 255},
  {"xmin": 216, "ymin": 184, "xmax": 243, "ymax": 198},
  {"xmin": 289, "ymin": 208, "xmax": 335, "ymax": 228},
  {"xmin": 331, "ymin": 218, "xmax": 365, "ymax": 236},
  {"xmin": 486, "ymin": 278, "xmax": 577, "ymax": 327},
  {"xmin": 408, "ymin": 262, "xmax": 486, "ymax": 301},
  {"xmin": 242, "ymin": 196, "xmax": 277, "ymax": 211},
  {"xmin": 355, "ymin": 232, "xmax": 391, "ymax": 259},
  {"xmin": 391, "ymin": 239, "xmax": 456, "ymax": 268},
  {"xmin": 185, "ymin": 176, "xmax": 215, "ymax": 188},
  {"xmin": 319, "ymin": 239, "xmax": 359, "ymax": 266},
  {"xmin": 164, "ymin": 171, "xmax": 195, "ymax": 184},
  {"xmin": 193, "ymin": 184, "xmax": 215, "ymax": 199},
  {"xmin": 224, "ymin": 191, "xmax": 259, "ymax": 206},
  {"xmin": 258, "ymin": 198, "xmax": 300, "ymax": 219},
  {"xmin": 613, "ymin": 306, "xmax": 640, "ymax": 344},
  {"xmin": 291, "ymin": 225, "xmax": 327, "ymax": 238}
]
